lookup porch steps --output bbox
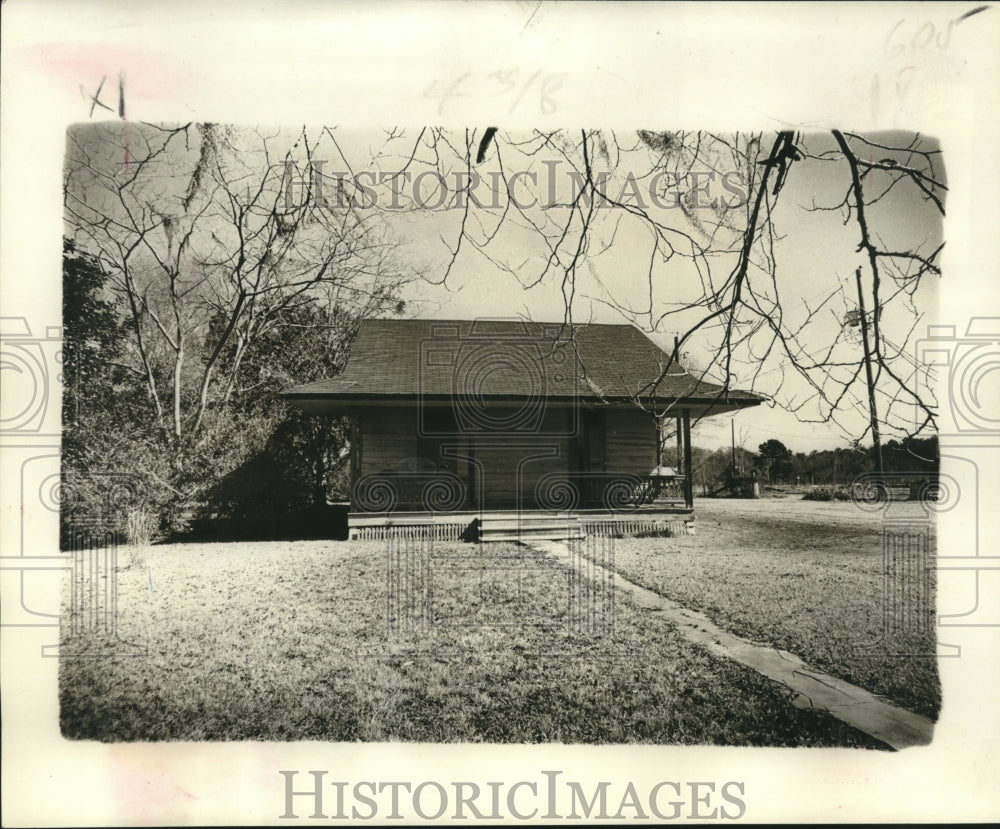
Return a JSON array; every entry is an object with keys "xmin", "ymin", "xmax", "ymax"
[{"xmin": 477, "ymin": 515, "xmax": 583, "ymax": 543}]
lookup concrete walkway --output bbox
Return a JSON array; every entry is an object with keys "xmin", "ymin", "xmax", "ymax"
[{"xmin": 530, "ymin": 540, "xmax": 934, "ymax": 751}]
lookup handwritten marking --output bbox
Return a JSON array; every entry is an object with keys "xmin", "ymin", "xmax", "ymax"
[
  {"xmin": 956, "ymin": 5, "xmax": 990, "ymax": 24},
  {"xmin": 82, "ymin": 71, "xmax": 127, "ymax": 120},
  {"xmin": 424, "ymin": 69, "xmax": 565, "ymax": 116},
  {"xmin": 81, "ymin": 76, "xmax": 112, "ymax": 117}
]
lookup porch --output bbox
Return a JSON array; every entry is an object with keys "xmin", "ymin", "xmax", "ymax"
[
  {"xmin": 348, "ymin": 473, "xmax": 693, "ymax": 542},
  {"xmin": 348, "ymin": 507, "xmax": 694, "ymax": 542}
]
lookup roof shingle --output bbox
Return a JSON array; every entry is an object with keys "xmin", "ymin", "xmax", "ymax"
[{"xmin": 282, "ymin": 318, "xmax": 763, "ymax": 412}]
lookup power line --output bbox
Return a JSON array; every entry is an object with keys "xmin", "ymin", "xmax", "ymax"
[{"xmin": 730, "ymin": 421, "xmax": 858, "ymax": 443}]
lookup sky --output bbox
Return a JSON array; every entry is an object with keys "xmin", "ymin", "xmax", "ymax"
[
  {"xmin": 64, "ymin": 124, "xmax": 944, "ymax": 454},
  {"xmin": 313, "ymin": 128, "xmax": 943, "ymax": 453}
]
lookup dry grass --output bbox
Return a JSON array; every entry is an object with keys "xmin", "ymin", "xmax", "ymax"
[
  {"xmin": 605, "ymin": 498, "xmax": 940, "ymax": 719},
  {"xmin": 60, "ymin": 538, "xmax": 883, "ymax": 747}
]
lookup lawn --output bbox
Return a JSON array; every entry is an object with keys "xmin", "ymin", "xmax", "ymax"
[
  {"xmin": 602, "ymin": 497, "xmax": 940, "ymax": 720},
  {"xmin": 60, "ymin": 537, "xmax": 883, "ymax": 747}
]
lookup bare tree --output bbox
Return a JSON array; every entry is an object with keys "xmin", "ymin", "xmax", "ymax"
[
  {"xmin": 64, "ymin": 123, "xmax": 418, "ymax": 446},
  {"xmin": 327, "ymin": 128, "xmax": 944, "ymax": 448}
]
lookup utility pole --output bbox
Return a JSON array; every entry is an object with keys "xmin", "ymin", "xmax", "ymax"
[
  {"xmin": 674, "ymin": 335, "xmax": 683, "ymax": 473},
  {"xmin": 731, "ymin": 419, "xmax": 737, "ymax": 477},
  {"xmin": 854, "ymin": 267, "xmax": 884, "ymax": 486}
]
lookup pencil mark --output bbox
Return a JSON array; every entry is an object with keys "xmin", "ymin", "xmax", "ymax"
[
  {"xmin": 82, "ymin": 76, "xmax": 112, "ymax": 118},
  {"xmin": 520, "ymin": 0, "xmax": 542, "ymax": 35},
  {"xmin": 956, "ymin": 5, "xmax": 990, "ymax": 23}
]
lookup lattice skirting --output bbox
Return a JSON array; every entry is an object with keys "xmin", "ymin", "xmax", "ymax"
[
  {"xmin": 350, "ymin": 523, "xmax": 467, "ymax": 541},
  {"xmin": 582, "ymin": 519, "xmax": 693, "ymax": 538},
  {"xmin": 350, "ymin": 517, "xmax": 692, "ymax": 541}
]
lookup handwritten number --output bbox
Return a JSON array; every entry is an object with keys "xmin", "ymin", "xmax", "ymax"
[
  {"xmin": 539, "ymin": 74, "xmax": 564, "ymax": 116},
  {"xmin": 509, "ymin": 70, "xmax": 541, "ymax": 115},
  {"xmin": 489, "ymin": 70, "xmax": 517, "ymax": 97},
  {"xmin": 423, "ymin": 72, "xmax": 471, "ymax": 117},
  {"xmin": 884, "ymin": 17, "xmax": 955, "ymax": 59},
  {"xmin": 427, "ymin": 70, "xmax": 562, "ymax": 115}
]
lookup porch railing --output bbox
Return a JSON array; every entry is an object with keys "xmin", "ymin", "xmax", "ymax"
[
  {"xmin": 534, "ymin": 472, "xmax": 690, "ymax": 511},
  {"xmin": 639, "ymin": 474, "xmax": 688, "ymax": 506},
  {"xmin": 353, "ymin": 469, "xmax": 691, "ymax": 513}
]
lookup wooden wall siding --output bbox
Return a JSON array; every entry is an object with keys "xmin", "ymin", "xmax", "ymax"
[
  {"xmin": 422, "ymin": 439, "xmax": 473, "ymax": 483},
  {"xmin": 352, "ymin": 406, "xmax": 670, "ymax": 510},
  {"xmin": 473, "ymin": 405, "xmax": 573, "ymax": 509},
  {"xmin": 359, "ymin": 407, "xmax": 418, "ymax": 475},
  {"xmin": 602, "ymin": 409, "xmax": 657, "ymax": 474},
  {"xmin": 357, "ymin": 405, "xmax": 577, "ymax": 510},
  {"xmin": 472, "ymin": 438, "xmax": 571, "ymax": 509}
]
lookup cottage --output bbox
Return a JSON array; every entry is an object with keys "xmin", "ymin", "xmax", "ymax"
[{"xmin": 281, "ymin": 318, "xmax": 762, "ymax": 540}]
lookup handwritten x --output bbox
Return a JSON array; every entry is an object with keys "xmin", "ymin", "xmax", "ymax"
[{"xmin": 81, "ymin": 73, "xmax": 126, "ymax": 118}]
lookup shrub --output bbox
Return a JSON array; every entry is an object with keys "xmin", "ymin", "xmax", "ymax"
[
  {"xmin": 802, "ymin": 485, "xmax": 852, "ymax": 502},
  {"xmin": 125, "ymin": 507, "xmax": 157, "ymax": 569},
  {"xmin": 126, "ymin": 507, "xmax": 157, "ymax": 547}
]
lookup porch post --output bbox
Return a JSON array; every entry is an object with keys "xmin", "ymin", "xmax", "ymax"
[
  {"xmin": 675, "ymin": 416, "xmax": 683, "ymax": 471},
  {"xmin": 349, "ymin": 412, "xmax": 361, "ymax": 511},
  {"xmin": 682, "ymin": 409, "xmax": 693, "ymax": 509}
]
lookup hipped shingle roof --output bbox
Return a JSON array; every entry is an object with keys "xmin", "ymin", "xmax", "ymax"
[{"xmin": 282, "ymin": 318, "xmax": 763, "ymax": 415}]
